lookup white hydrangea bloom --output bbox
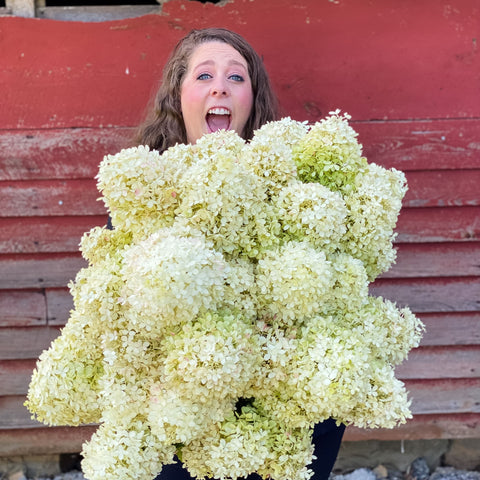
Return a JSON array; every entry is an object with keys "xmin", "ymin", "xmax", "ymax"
[
  {"xmin": 175, "ymin": 130, "xmax": 280, "ymax": 258},
  {"xmin": 24, "ymin": 311, "xmax": 103, "ymax": 426},
  {"xmin": 255, "ymin": 241, "xmax": 334, "ymax": 324},
  {"xmin": 148, "ymin": 385, "xmax": 234, "ymax": 444},
  {"xmin": 97, "ymin": 145, "xmax": 189, "ymax": 237},
  {"xmin": 121, "ymin": 231, "xmax": 228, "ymax": 333},
  {"xmin": 26, "ymin": 115, "xmax": 423, "ymax": 480},
  {"xmin": 159, "ymin": 310, "xmax": 261, "ymax": 402},
  {"xmin": 251, "ymin": 117, "xmax": 309, "ymax": 149},
  {"xmin": 343, "ymin": 162, "xmax": 408, "ymax": 280},
  {"xmin": 274, "ymin": 181, "xmax": 348, "ymax": 251},
  {"xmin": 81, "ymin": 420, "xmax": 176, "ymax": 480}
]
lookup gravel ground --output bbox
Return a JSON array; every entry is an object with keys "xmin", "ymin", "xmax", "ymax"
[
  {"xmin": 5, "ymin": 466, "xmax": 480, "ymax": 480},
  {"xmin": 3, "ymin": 457, "xmax": 480, "ymax": 480}
]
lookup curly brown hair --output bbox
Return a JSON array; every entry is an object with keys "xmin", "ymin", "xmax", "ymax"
[{"xmin": 135, "ymin": 28, "xmax": 279, "ymax": 153}]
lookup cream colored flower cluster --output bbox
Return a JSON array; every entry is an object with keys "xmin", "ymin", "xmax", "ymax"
[{"xmin": 26, "ymin": 112, "xmax": 424, "ymax": 480}]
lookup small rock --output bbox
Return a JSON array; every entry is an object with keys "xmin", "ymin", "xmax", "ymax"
[
  {"xmin": 430, "ymin": 467, "xmax": 480, "ymax": 480},
  {"xmin": 7, "ymin": 471, "xmax": 27, "ymax": 480},
  {"xmin": 388, "ymin": 470, "xmax": 406, "ymax": 480},
  {"xmin": 444, "ymin": 439, "xmax": 480, "ymax": 471},
  {"xmin": 53, "ymin": 472, "xmax": 86, "ymax": 480},
  {"xmin": 335, "ymin": 468, "xmax": 378, "ymax": 480},
  {"xmin": 373, "ymin": 465, "xmax": 389, "ymax": 479},
  {"xmin": 407, "ymin": 457, "xmax": 430, "ymax": 480}
]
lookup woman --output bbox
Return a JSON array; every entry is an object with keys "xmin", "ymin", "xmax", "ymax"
[
  {"xmin": 135, "ymin": 28, "xmax": 277, "ymax": 151},
  {"xmin": 135, "ymin": 28, "xmax": 345, "ymax": 480}
]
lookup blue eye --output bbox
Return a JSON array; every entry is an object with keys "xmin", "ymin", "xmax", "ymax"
[
  {"xmin": 197, "ymin": 73, "xmax": 211, "ymax": 80},
  {"xmin": 229, "ymin": 74, "xmax": 244, "ymax": 82}
]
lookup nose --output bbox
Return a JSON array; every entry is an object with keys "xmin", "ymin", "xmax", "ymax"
[{"xmin": 210, "ymin": 79, "xmax": 228, "ymax": 96}]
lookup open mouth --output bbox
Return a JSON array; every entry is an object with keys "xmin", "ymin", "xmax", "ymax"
[{"xmin": 206, "ymin": 107, "xmax": 231, "ymax": 133}]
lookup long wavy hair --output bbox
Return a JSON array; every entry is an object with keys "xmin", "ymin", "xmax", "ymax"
[{"xmin": 135, "ymin": 28, "xmax": 279, "ymax": 153}]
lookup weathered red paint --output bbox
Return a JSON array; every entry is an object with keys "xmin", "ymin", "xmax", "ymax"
[
  {"xmin": 1, "ymin": 0, "xmax": 479, "ymax": 452},
  {"xmin": 1, "ymin": 0, "xmax": 480, "ymax": 129},
  {"xmin": 2, "ymin": 120, "xmax": 480, "ymax": 183},
  {"xmin": 396, "ymin": 206, "xmax": 480, "ymax": 242},
  {"xmin": 1, "ymin": 179, "xmax": 104, "ymax": 216},
  {"xmin": 370, "ymin": 277, "xmax": 480, "ymax": 312}
]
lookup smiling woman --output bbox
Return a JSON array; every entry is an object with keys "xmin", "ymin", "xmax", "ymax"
[
  {"xmin": 134, "ymin": 28, "xmax": 278, "ymax": 153},
  {"xmin": 180, "ymin": 42, "xmax": 254, "ymax": 143}
]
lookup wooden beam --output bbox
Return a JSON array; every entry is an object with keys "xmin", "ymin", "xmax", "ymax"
[
  {"xmin": 355, "ymin": 119, "xmax": 480, "ymax": 171},
  {"xmin": 0, "ymin": 255, "xmax": 86, "ymax": 289},
  {"xmin": 383, "ymin": 242, "xmax": 480, "ymax": 278},
  {"xmin": 1, "ymin": 3, "xmax": 480, "ymax": 128},
  {"xmin": 46, "ymin": 288, "xmax": 73, "ymax": 326},
  {"xmin": 0, "ymin": 179, "xmax": 105, "ymax": 217},
  {"xmin": 0, "ymin": 290, "xmax": 46, "ymax": 327},
  {"xmin": 0, "ymin": 359, "xmax": 37, "ymax": 396},
  {"xmin": 0, "ymin": 425, "xmax": 97, "ymax": 456},
  {"xmin": 2, "ymin": 122, "xmax": 479, "ymax": 183},
  {"xmin": 396, "ymin": 206, "xmax": 480, "ymax": 243},
  {"xmin": 418, "ymin": 312, "xmax": 480, "ymax": 346},
  {"xmin": 36, "ymin": 5, "xmax": 160, "ymax": 22},
  {"xmin": 1, "ymin": 170, "xmax": 478, "ymax": 218},
  {"xmin": 396, "ymin": 346, "xmax": 480, "ymax": 380},
  {"xmin": 0, "ymin": 128, "xmax": 133, "ymax": 181},
  {"xmin": 370, "ymin": 277, "xmax": 480, "ymax": 312},
  {"xmin": 344, "ymin": 413, "xmax": 480, "ymax": 441},
  {"xmin": 0, "ymin": 326, "xmax": 61, "ymax": 361},
  {"xmin": 0, "ymin": 414, "xmax": 477, "ymax": 457},
  {"xmin": 0, "ymin": 216, "xmax": 106, "ymax": 254},
  {"xmin": 5, "ymin": 0, "xmax": 35, "ymax": 17}
]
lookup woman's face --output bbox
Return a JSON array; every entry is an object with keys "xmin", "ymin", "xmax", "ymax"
[{"xmin": 180, "ymin": 41, "xmax": 254, "ymax": 144}]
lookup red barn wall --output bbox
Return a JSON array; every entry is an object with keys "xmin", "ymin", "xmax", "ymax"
[{"xmin": 0, "ymin": 0, "xmax": 479, "ymax": 456}]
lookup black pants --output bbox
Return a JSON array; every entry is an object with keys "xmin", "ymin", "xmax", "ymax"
[{"xmin": 155, "ymin": 418, "xmax": 345, "ymax": 480}]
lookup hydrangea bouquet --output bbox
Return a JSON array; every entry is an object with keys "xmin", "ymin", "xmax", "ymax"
[{"xmin": 26, "ymin": 111, "xmax": 424, "ymax": 480}]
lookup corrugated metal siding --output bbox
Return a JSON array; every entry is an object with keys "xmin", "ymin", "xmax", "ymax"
[{"xmin": 0, "ymin": 0, "xmax": 479, "ymax": 455}]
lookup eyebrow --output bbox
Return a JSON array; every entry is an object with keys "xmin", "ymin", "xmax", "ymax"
[{"xmin": 193, "ymin": 59, "xmax": 248, "ymax": 71}]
